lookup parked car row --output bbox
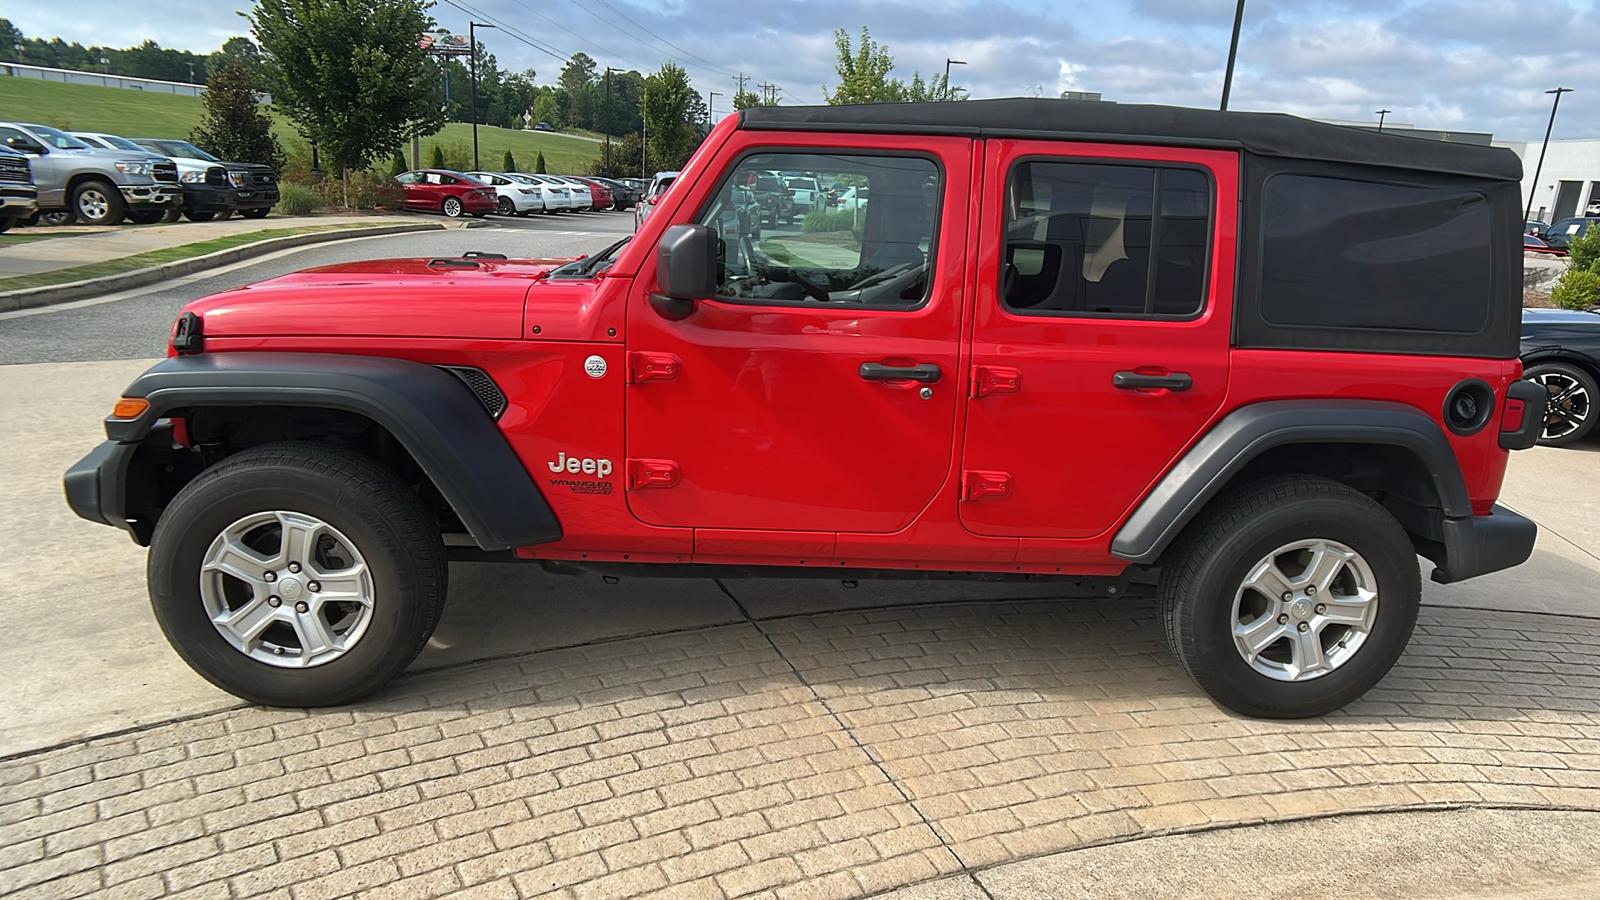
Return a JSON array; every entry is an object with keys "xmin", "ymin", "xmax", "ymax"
[
  {"xmin": 0, "ymin": 122, "xmax": 279, "ymax": 227},
  {"xmin": 1526, "ymin": 216, "xmax": 1600, "ymax": 250},
  {"xmin": 394, "ymin": 169, "xmax": 638, "ymax": 219}
]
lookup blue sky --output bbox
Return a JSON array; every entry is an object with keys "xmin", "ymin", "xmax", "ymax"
[{"xmin": 12, "ymin": 0, "xmax": 1600, "ymax": 140}]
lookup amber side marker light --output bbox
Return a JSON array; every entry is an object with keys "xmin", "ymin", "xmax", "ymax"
[{"xmin": 110, "ymin": 398, "xmax": 150, "ymax": 419}]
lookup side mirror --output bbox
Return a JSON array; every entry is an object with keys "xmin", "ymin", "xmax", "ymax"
[{"xmin": 653, "ymin": 223, "xmax": 716, "ymax": 320}]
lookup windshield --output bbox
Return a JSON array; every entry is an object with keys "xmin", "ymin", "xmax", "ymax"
[
  {"xmin": 95, "ymin": 134, "xmax": 146, "ymax": 152},
  {"xmin": 144, "ymin": 139, "xmax": 218, "ymax": 161},
  {"xmin": 547, "ymin": 237, "xmax": 630, "ymax": 280},
  {"xmin": 24, "ymin": 124, "xmax": 91, "ymax": 150}
]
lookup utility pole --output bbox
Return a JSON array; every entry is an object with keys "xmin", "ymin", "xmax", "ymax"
[
  {"xmin": 1375, "ymin": 109, "xmax": 1391, "ymax": 133},
  {"xmin": 1219, "ymin": 0, "xmax": 1246, "ymax": 111},
  {"xmin": 1525, "ymin": 87, "xmax": 1574, "ymax": 227},
  {"xmin": 943, "ymin": 59, "xmax": 966, "ymax": 101},
  {"xmin": 641, "ymin": 85, "xmax": 648, "ymax": 178},
  {"xmin": 733, "ymin": 72, "xmax": 749, "ymax": 102},
  {"xmin": 468, "ymin": 21, "xmax": 496, "ymax": 170},
  {"xmin": 707, "ymin": 91, "xmax": 719, "ymax": 126},
  {"xmin": 757, "ymin": 82, "xmax": 780, "ymax": 105},
  {"xmin": 604, "ymin": 66, "xmax": 621, "ymax": 176}
]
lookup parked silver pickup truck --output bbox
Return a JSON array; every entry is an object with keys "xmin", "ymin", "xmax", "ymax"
[
  {"xmin": 0, "ymin": 146, "xmax": 38, "ymax": 232},
  {"xmin": 0, "ymin": 122, "xmax": 180, "ymax": 226}
]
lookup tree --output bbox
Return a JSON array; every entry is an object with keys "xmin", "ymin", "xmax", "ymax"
[
  {"xmin": 502, "ymin": 149, "xmax": 516, "ymax": 172},
  {"xmin": 822, "ymin": 28, "xmax": 905, "ymax": 104},
  {"xmin": 190, "ymin": 61, "xmax": 285, "ymax": 169},
  {"xmin": 209, "ymin": 37, "xmax": 262, "ymax": 81},
  {"xmin": 641, "ymin": 61, "xmax": 701, "ymax": 172},
  {"xmin": 535, "ymin": 151, "xmax": 546, "ymax": 174},
  {"xmin": 429, "ymin": 144, "xmax": 446, "ymax": 168},
  {"xmin": 251, "ymin": 0, "xmax": 443, "ymax": 183},
  {"xmin": 390, "ymin": 150, "xmax": 408, "ymax": 176},
  {"xmin": 732, "ymin": 89, "xmax": 770, "ymax": 110}
]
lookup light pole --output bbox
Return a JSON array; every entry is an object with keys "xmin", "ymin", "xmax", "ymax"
[
  {"xmin": 187, "ymin": 61, "xmax": 195, "ymax": 84},
  {"xmin": 1219, "ymin": 0, "xmax": 1246, "ymax": 110},
  {"xmin": 1375, "ymin": 109, "xmax": 1391, "ymax": 133},
  {"xmin": 707, "ymin": 91, "xmax": 719, "ymax": 127},
  {"xmin": 604, "ymin": 67, "xmax": 621, "ymax": 175},
  {"xmin": 943, "ymin": 59, "xmax": 966, "ymax": 101},
  {"xmin": 1525, "ymin": 87, "xmax": 1574, "ymax": 226},
  {"xmin": 468, "ymin": 21, "xmax": 496, "ymax": 171}
]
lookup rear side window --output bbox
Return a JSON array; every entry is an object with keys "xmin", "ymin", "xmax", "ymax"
[
  {"xmin": 1259, "ymin": 175, "xmax": 1491, "ymax": 333},
  {"xmin": 1001, "ymin": 162, "xmax": 1212, "ymax": 318}
]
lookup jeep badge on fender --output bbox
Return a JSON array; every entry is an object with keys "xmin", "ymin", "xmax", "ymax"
[{"xmin": 64, "ymin": 99, "xmax": 1540, "ymax": 717}]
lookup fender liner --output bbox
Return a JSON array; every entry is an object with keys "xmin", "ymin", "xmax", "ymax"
[
  {"xmin": 1111, "ymin": 400, "xmax": 1473, "ymax": 565},
  {"xmin": 97, "ymin": 352, "xmax": 561, "ymax": 551}
]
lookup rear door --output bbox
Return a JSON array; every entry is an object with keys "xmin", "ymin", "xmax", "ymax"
[{"xmin": 959, "ymin": 140, "xmax": 1238, "ymax": 539}]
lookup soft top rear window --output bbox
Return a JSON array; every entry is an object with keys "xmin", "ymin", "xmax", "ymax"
[{"xmin": 1259, "ymin": 174, "xmax": 1492, "ymax": 334}]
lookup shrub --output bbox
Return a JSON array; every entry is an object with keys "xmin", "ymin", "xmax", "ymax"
[
  {"xmin": 801, "ymin": 209, "xmax": 855, "ymax": 234},
  {"xmin": 502, "ymin": 149, "xmax": 517, "ymax": 172},
  {"xmin": 389, "ymin": 151, "xmax": 408, "ymax": 177},
  {"xmin": 535, "ymin": 151, "xmax": 546, "ymax": 174},
  {"xmin": 1566, "ymin": 228, "xmax": 1600, "ymax": 273},
  {"xmin": 274, "ymin": 183, "xmax": 320, "ymax": 216},
  {"xmin": 428, "ymin": 144, "xmax": 445, "ymax": 169},
  {"xmin": 313, "ymin": 170, "xmax": 404, "ymax": 210},
  {"xmin": 1551, "ymin": 268, "xmax": 1600, "ymax": 311}
]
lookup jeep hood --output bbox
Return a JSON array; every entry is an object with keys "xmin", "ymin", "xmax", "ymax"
[{"xmin": 184, "ymin": 256, "xmax": 577, "ymax": 340}]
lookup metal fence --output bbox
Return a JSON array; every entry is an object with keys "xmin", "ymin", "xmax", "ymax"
[{"xmin": 0, "ymin": 62, "xmax": 274, "ymax": 101}]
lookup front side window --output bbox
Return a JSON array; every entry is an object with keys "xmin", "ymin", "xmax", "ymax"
[
  {"xmin": 1001, "ymin": 161, "xmax": 1211, "ymax": 318},
  {"xmin": 696, "ymin": 151, "xmax": 940, "ymax": 309}
]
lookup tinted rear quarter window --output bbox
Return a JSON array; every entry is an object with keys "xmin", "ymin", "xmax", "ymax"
[{"xmin": 1259, "ymin": 175, "xmax": 1492, "ymax": 333}]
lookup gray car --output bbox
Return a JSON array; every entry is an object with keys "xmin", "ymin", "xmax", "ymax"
[{"xmin": 0, "ymin": 122, "xmax": 180, "ymax": 226}]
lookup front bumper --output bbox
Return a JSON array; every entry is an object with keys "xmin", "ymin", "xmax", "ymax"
[
  {"xmin": 0, "ymin": 188, "xmax": 37, "ymax": 216},
  {"xmin": 233, "ymin": 186, "xmax": 279, "ymax": 210},
  {"xmin": 64, "ymin": 440, "xmax": 139, "ymax": 541},
  {"xmin": 183, "ymin": 184, "xmax": 240, "ymax": 214},
  {"xmin": 1428, "ymin": 504, "xmax": 1538, "ymax": 584},
  {"xmin": 121, "ymin": 184, "xmax": 183, "ymax": 210}
]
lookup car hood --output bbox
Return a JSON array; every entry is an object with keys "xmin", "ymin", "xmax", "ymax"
[
  {"xmin": 184, "ymin": 256, "xmax": 577, "ymax": 340},
  {"xmin": 1522, "ymin": 308, "xmax": 1600, "ymax": 325}
]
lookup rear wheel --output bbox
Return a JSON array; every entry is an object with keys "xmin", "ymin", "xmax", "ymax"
[
  {"xmin": 148, "ymin": 443, "xmax": 446, "ymax": 707},
  {"xmin": 1160, "ymin": 475, "xmax": 1420, "ymax": 719},
  {"xmin": 39, "ymin": 210, "xmax": 75, "ymax": 227},
  {"xmin": 442, "ymin": 196, "xmax": 464, "ymax": 218},
  {"xmin": 1525, "ymin": 361, "xmax": 1597, "ymax": 447},
  {"xmin": 72, "ymin": 180, "xmax": 125, "ymax": 226},
  {"xmin": 496, "ymin": 197, "xmax": 515, "ymax": 216}
]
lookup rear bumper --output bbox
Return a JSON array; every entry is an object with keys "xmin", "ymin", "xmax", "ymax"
[{"xmin": 1429, "ymin": 504, "xmax": 1538, "ymax": 584}]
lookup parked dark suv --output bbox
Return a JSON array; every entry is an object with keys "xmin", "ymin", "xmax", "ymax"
[
  {"xmin": 131, "ymin": 139, "xmax": 279, "ymax": 220},
  {"xmin": 66, "ymin": 99, "xmax": 1540, "ymax": 719}
]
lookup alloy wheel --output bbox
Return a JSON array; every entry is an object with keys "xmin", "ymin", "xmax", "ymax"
[
  {"xmin": 1231, "ymin": 538, "xmax": 1379, "ymax": 682},
  {"xmin": 1531, "ymin": 369, "xmax": 1593, "ymax": 442}
]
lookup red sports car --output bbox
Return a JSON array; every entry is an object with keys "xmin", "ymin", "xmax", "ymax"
[
  {"xmin": 570, "ymin": 176, "xmax": 615, "ymax": 211},
  {"xmin": 395, "ymin": 169, "xmax": 496, "ymax": 218}
]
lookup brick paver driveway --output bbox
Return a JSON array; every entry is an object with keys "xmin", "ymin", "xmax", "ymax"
[{"xmin": 4, "ymin": 598, "xmax": 1598, "ymax": 899}]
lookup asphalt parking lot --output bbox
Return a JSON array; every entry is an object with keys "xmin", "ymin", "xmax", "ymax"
[{"xmin": 2, "ymin": 224, "xmax": 1598, "ymax": 899}]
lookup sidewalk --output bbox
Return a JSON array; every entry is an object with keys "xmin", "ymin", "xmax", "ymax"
[{"xmin": 0, "ymin": 215, "xmax": 423, "ymax": 278}]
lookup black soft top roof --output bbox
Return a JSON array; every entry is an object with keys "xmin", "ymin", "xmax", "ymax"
[{"xmin": 739, "ymin": 98, "xmax": 1522, "ymax": 182}]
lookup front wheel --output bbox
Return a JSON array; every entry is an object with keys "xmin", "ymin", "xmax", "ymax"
[
  {"xmin": 184, "ymin": 209, "xmax": 216, "ymax": 222},
  {"xmin": 1525, "ymin": 362, "xmax": 1597, "ymax": 447},
  {"xmin": 147, "ymin": 443, "xmax": 446, "ymax": 707},
  {"xmin": 442, "ymin": 196, "xmax": 464, "ymax": 218},
  {"xmin": 127, "ymin": 209, "xmax": 166, "ymax": 225},
  {"xmin": 240, "ymin": 207, "xmax": 270, "ymax": 220},
  {"xmin": 1160, "ymin": 475, "xmax": 1420, "ymax": 719},
  {"xmin": 72, "ymin": 180, "xmax": 126, "ymax": 226}
]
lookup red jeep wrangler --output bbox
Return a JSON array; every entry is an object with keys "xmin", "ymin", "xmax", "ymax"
[{"xmin": 66, "ymin": 100, "xmax": 1544, "ymax": 718}]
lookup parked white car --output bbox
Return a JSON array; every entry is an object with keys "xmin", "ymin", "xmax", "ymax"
[
  {"xmin": 832, "ymin": 184, "xmax": 870, "ymax": 212},
  {"xmin": 547, "ymin": 176, "xmax": 592, "ymax": 211},
  {"xmin": 510, "ymin": 173, "xmax": 576, "ymax": 211},
  {"xmin": 786, "ymin": 176, "xmax": 823, "ymax": 212},
  {"xmin": 465, "ymin": 171, "xmax": 544, "ymax": 215}
]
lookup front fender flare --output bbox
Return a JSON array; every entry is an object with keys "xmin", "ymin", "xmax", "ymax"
[{"xmin": 102, "ymin": 352, "xmax": 560, "ymax": 551}]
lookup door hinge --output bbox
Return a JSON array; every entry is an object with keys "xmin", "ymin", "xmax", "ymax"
[
  {"xmin": 971, "ymin": 365, "xmax": 1021, "ymax": 398},
  {"xmin": 627, "ymin": 352, "xmax": 681, "ymax": 384},
  {"xmin": 962, "ymin": 470, "xmax": 1012, "ymax": 501},
  {"xmin": 626, "ymin": 458, "xmax": 680, "ymax": 490}
]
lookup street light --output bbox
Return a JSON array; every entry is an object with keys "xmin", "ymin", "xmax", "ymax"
[
  {"xmin": 943, "ymin": 59, "xmax": 966, "ymax": 101},
  {"xmin": 1219, "ymin": 0, "xmax": 1246, "ymax": 110},
  {"xmin": 1525, "ymin": 87, "xmax": 1574, "ymax": 227},
  {"xmin": 604, "ymin": 67, "xmax": 621, "ymax": 175},
  {"xmin": 468, "ymin": 21, "xmax": 497, "ymax": 171},
  {"xmin": 1375, "ymin": 109, "xmax": 1391, "ymax": 133},
  {"xmin": 707, "ymin": 91, "xmax": 720, "ymax": 127}
]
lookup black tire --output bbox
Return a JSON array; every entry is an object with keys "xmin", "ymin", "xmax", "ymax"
[
  {"xmin": 240, "ymin": 207, "xmax": 271, "ymax": 220},
  {"xmin": 161, "ymin": 208, "xmax": 183, "ymax": 224},
  {"xmin": 148, "ymin": 443, "xmax": 447, "ymax": 707},
  {"xmin": 184, "ymin": 209, "xmax": 217, "ymax": 222},
  {"xmin": 442, "ymin": 196, "xmax": 464, "ymax": 218},
  {"xmin": 1159, "ymin": 475, "xmax": 1420, "ymax": 719},
  {"xmin": 0, "ymin": 217, "xmax": 13, "ymax": 234},
  {"xmin": 127, "ymin": 209, "xmax": 166, "ymax": 225},
  {"xmin": 71, "ymin": 180, "xmax": 126, "ymax": 226},
  {"xmin": 39, "ymin": 210, "xmax": 75, "ymax": 227},
  {"xmin": 496, "ymin": 197, "xmax": 515, "ymax": 216},
  {"xmin": 1524, "ymin": 361, "xmax": 1597, "ymax": 447}
]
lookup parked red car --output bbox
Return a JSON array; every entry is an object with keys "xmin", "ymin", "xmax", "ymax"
[
  {"xmin": 569, "ymin": 176, "xmax": 614, "ymax": 211},
  {"xmin": 1524, "ymin": 234, "xmax": 1568, "ymax": 258},
  {"xmin": 68, "ymin": 100, "xmax": 1540, "ymax": 720},
  {"xmin": 394, "ymin": 169, "xmax": 496, "ymax": 218}
]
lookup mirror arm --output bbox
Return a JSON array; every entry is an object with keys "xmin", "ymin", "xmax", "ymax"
[{"xmin": 649, "ymin": 294, "xmax": 697, "ymax": 321}]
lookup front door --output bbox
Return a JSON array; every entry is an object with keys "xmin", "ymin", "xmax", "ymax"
[
  {"xmin": 959, "ymin": 140, "xmax": 1238, "ymax": 540},
  {"xmin": 625, "ymin": 136, "xmax": 971, "ymax": 534}
]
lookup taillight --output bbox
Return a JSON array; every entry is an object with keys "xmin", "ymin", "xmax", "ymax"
[{"xmin": 1500, "ymin": 398, "xmax": 1526, "ymax": 433}]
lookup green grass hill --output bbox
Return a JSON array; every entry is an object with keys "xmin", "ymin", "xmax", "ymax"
[{"xmin": 0, "ymin": 76, "xmax": 604, "ymax": 174}]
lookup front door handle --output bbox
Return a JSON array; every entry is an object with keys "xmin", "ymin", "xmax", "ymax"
[
  {"xmin": 1113, "ymin": 371, "xmax": 1193, "ymax": 392},
  {"xmin": 860, "ymin": 362, "xmax": 942, "ymax": 383}
]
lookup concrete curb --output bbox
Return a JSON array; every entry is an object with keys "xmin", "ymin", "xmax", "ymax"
[{"xmin": 0, "ymin": 221, "xmax": 455, "ymax": 313}]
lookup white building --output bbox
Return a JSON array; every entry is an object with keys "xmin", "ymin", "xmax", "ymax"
[{"xmin": 1494, "ymin": 138, "xmax": 1600, "ymax": 223}]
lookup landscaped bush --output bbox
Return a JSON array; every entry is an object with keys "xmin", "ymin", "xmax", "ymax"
[
  {"xmin": 312, "ymin": 171, "xmax": 403, "ymax": 210},
  {"xmin": 801, "ymin": 209, "xmax": 854, "ymax": 233},
  {"xmin": 1552, "ymin": 268, "xmax": 1600, "ymax": 311},
  {"xmin": 274, "ymin": 183, "xmax": 319, "ymax": 216}
]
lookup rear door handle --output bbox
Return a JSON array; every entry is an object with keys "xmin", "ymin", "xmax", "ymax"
[
  {"xmin": 860, "ymin": 362, "xmax": 942, "ymax": 383},
  {"xmin": 1113, "ymin": 371, "xmax": 1193, "ymax": 392}
]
